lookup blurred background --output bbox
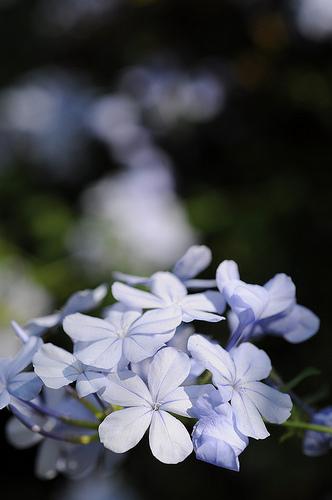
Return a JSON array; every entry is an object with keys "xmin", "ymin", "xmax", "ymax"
[{"xmin": 0, "ymin": 0, "xmax": 331, "ymax": 498}]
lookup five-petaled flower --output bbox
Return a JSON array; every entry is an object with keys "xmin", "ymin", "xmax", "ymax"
[
  {"xmin": 188, "ymin": 334, "xmax": 292, "ymax": 439},
  {"xmin": 63, "ymin": 304, "xmax": 182, "ymax": 369},
  {"xmin": 99, "ymin": 347, "xmax": 213, "ymax": 463},
  {"xmin": 112, "ymin": 271, "xmax": 225, "ymax": 323}
]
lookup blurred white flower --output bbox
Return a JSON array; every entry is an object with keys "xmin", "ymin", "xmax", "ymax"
[
  {"xmin": 68, "ymin": 165, "xmax": 196, "ymax": 275},
  {"xmin": 57, "ymin": 472, "xmax": 140, "ymax": 500},
  {"xmin": 120, "ymin": 64, "xmax": 225, "ymax": 130},
  {"xmin": 295, "ymin": 0, "xmax": 332, "ymax": 39},
  {"xmin": 0, "ymin": 259, "xmax": 52, "ymax": 356}
]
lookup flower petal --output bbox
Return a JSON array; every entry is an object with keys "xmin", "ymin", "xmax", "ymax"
[
  {"xmin": 24, "ymin": 313, "xmax": 61, "ymax": 337},
  {"xmin": 103, "ymin": 303, "xmax": 142, "ymax": 331},
  {"xmin": 99, "ymin": 406, "xmax": 152, "ymax": 453},
  {"xmin": 192, "ymin": 409, "xmax": 247, "ymax": 471},
  {"xmin": 244, "ymin": 381, "xmax": 292, "ymax": 424},
  {"xmin": 6, "ymin": 416, "xmax": 43, "ymax": 449},
  {"xmin": 194, "ymin": 433, "xmax": 240, "ymax": 471},
  {"xmin": 0, "ymin": 389, "xmax": 11, "ymax": 409},
  {"xmin": 63, "ymin": 313, "xmax": 117, "ymax": 342},
  {"xmin": 216, "ymin": 260, "xmax": 240, "ymax": 292},
  {"xmin": 147, "ymin": 347, "xmax": 191, "ymax": 401},
  {"xmin": 130, "ymin": 306, "xmax": 182, "ymax": 335},
  {"xmin": 149, "ymin": 410, "xmax": 193, "ymax": 464},
  {"xmin": 75, "ymin": 337, "xmax": 122, "ymax": 370},
  {"xmin": 172, "ymin": 245, "xmax": 212, "ymax": 280},
  {"xmin": 231, "ymin": 390, "xmax": 270, "ymax": 439},
  {"xmin": 76, "ymin": 371, "xmax": 108, "ymax": 398},
  {"xmin": 188, "ymin": 334, "xmax": 235, "ymax": 386},
  {"xmin": 113, "ymin": 271, "xmax": 150, "ymax": 286},
  {"xmin": 9, "ymin": 337, "xmax": 43, "ymax": 376},
  {"xmin": 262, "ymin": 274, "xmax": 296, "ymax": 319},
  {"xmin": 61, "ymin": 284, "xmax": 108, "ymax": 316},
  {"xmin": 161, "ymin": 384, "xmax": 215, "ymax": 417},
  {"xmin": 227, "ymin": 284, "xmax": 268, "ymax": 325},
  {"xmin": 33, "ymin": 343, "xmax": 81, "ymax": 389},
  {"xmin": 112, "ymin": 282, "xmax": 162, "ymax": 309},
  {"xmin": 230, "ymin": 343, "xmax": 272, "ymax": 382},
  {"xmin": 123, "ymin": 334, "xmax": 167, "ymax": 364},
  {"xmin": 8, "ymin": 372, "xmax": 43, "ymax": 401},
  {"xmin": 269, "ymin": 304, "xmax": 320, "ymax": 343},
  {"xmin": 181, "ymin": 290, "xmax": 226, "ymax": 322},
  {"xmin": 151, "ymin": 272, "xmax": 187, "ymax": 303},
  {"xmin": 102, "ymin": 370, "xmax": 152, "ymax": 407},
  {"xmin": 35, "ymin": 440, "xmax": 61, "ymax": 480}
]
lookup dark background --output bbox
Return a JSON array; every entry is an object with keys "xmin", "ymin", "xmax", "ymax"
[{"xmin": 0, "ymin": 0, "xmax": 331, "ymax": 499}]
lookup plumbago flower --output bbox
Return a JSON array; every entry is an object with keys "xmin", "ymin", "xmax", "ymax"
[
  {"xmin": 0, "ymin": 336, "xmax": 42, "ymax": 408},
  {"xmin": 191, "ymin": 389, "xmax": 248, "ymax": 471},
  {"xmin": 114, "ymin": 245, "xmax": 217, "ymax": 289},
  {"xmin": 6, "ymin": 388, "xmax": 121, "ymax": 479},
  {"xmin": 303, "ymin": 407, "xmax": 332, "ymax": 456},
  {"xmin": 1, "ymin": 245, "xmax": 329, "ymax": 479},
  {"xmin": 188, "ymin": 334, "xmax": 292, "ymax": 439},
  {"xmin": 112, "ymin": 271, "xmax": 225, "ymax": 323},
  {"xmin": 217, "ymin": 260, "xmax": 319, "ymax": 346},
  {"xmin": 63, "ymin": 304, "xmax": 182, "ymax": 369},
  {"xmin": 99, "ymin": 347, "xmax": 212, "ymax": 463},
  {"xmin": 24, "ymin": 284, "xmax": 108, "ymax": 337},
  {"xmin": 33, "ymin": 343, "xmax": 109, "ymax": 397}
]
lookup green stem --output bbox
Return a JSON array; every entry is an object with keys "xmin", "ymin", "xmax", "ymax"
[
  {"xmin": 69, "ymin": 433, "xmax": 99, "ymax": 445},
  {"xmin": 198, "ymin": 370, "xmax": 212, "ymax": 385},
  {"xmin": 60, "ymin": 416, "xmax": 100, "ymax": 430},
  {"xmin": 65, "ymin": 387, "xmax": 104, "ymax": 420},
  {"xmin": 277, "ymin": 420, "xmax": 332, "ymax": 435}
]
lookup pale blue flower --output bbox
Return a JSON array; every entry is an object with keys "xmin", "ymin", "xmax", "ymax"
[
  {"xmin": 192, "ymin": 389, "xmax": 248, "ymax": 471},
  {"xmin": 24, "ymin": 284, "xmax": 108, "ymax": 337},
  {"xmin": 303, "ymin": 406, "xmax": 332, "ymax": 456},
  {"xmin": 114, "ymin": 245, "xmax": 216, "ymax": 289},
  {"xmin": 63, "ymin": 304, "xmax": 182, "ymax": 370},
  {"xmin": 112, "ymin": 271, "xmax": 225, "ymax": 323},
  {"xmin": 217, "ymin": 260, "xmax": 319, "ymax": 345},
  {"xmin": 253, "ymin": 304, "xmax": 320, "ymax": 344},
  {"xmin": 0, "ymin": 337, "xmax": 42, "ymax": 409},
  {"xmin": 33, "ymin": 343, "xmax": 109, "ymax": 397},
  {"xmin": 188, "ymin": 334, "xmax": 292, "ymax": 439},
  {"xmin": 6, "ymin": 388, "xmax": 118, "ymax": 479},
  {"xmin": 99, "ymin": 347, "xmax": 213, "ymax": 464}
]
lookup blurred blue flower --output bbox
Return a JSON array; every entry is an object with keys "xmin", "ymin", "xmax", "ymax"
[
  {"xmin": 0, "ymin": 337, "xmax": 42, "ymax": 409},
  {"xmin": 6, "ymin": 388, "xmax": 120, "ymax": 479},
  {"xmin": 303, "ymin": 406, "xmax": 332, "ymax": 456},
  {"xmin": 24, "ymin": 284, "xmax": 107, "ymax": 337}
]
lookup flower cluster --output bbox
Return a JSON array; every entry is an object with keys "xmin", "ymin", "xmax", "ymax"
[{"xmin": 1, "ymin": 245, "xmax": 326, "ymax": 479}]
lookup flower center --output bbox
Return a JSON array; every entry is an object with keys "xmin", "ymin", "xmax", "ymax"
[
  {"xmin": 115, "ymin": 327, "xmax": 128, "ymax": 339},
  {"xmin": 152, "ymin": 402, "xmax": 161, "ymax": 411}
]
